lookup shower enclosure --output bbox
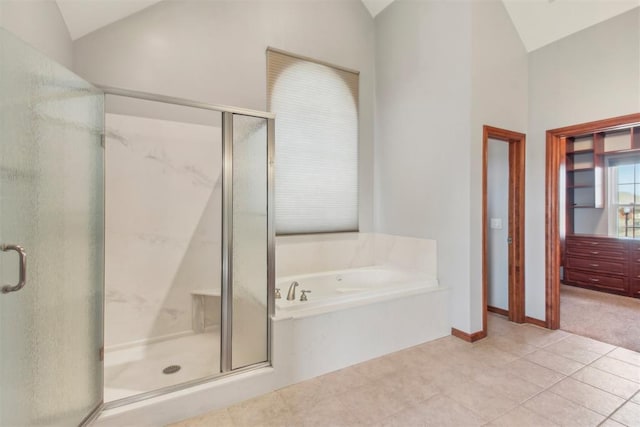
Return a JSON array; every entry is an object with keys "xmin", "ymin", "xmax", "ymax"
[{"xmin": 0, "ymin": 29, "xmax": 274, "ymax": 426}]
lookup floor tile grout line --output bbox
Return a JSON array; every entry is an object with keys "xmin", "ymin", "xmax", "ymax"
[
  {"xmin": 544, "ymin": 388, "xmax": 619, "ymax": 420},
  {"xmin": 569, "ymin": 356, "xmax": 640, "ymax": 401},
  {"xmin": 466, "ymin": 349, "xmax": 563, "ymax": 426},
  {"xmin": 517, "ymin": 350, "xmax": 583, "ymax": 378},
  {"xmin": 597, "ymin": 388, "xmax": 640, "ymax": 426},
  {"xmin": 586, "ymin": 357, "xmax": 640, "ymax": 385}
]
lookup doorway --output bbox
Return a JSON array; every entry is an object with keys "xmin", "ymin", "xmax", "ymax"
[
  {"xmin": 545, "ymin": 113, "xmax": 640, "ymax": 330},
  {"xmin": 482, "ymin": 125, "xmax": 526, "ymax": 332}
]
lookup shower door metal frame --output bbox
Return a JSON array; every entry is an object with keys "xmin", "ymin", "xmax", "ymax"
[{"xmin": 97, "ymin": 86, "xmax": 276, "ymax": 410}]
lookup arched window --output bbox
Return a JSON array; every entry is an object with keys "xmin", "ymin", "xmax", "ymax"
[{"xmin": 267, "ymin": 48, "xmax": 359, "ymax": 234}]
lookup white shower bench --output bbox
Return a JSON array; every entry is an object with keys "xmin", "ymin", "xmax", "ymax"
[{"xmin": 190, "ymin": 289, "xmax": 221, "ymax": 333}]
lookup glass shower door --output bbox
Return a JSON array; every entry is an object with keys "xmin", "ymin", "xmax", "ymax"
[{"xmin": 0, "ymin": 29, "xmax": 104, "ymax": 426}]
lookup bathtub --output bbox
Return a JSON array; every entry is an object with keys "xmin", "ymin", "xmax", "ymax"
[{"xmin": 275, "ymin": 266, "xmax": 439, "ymax": 318}]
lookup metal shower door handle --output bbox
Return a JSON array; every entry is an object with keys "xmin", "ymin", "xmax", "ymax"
[{"xmin": 1, "ymin": 244, "xmax": 27, "ymax": 294}]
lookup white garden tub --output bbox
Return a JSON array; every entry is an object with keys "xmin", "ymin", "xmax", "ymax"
[{"xmin": 275, "ymin": 266, "xmax": 439, "ymax": 318}]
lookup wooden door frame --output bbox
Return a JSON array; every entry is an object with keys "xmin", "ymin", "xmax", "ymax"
[
  {"xmin": 482, "ymin": 125, "xmax": 526, "ymax": 333},
  {"xmin": 545, "ymin": 113, "xmax": 640, "ymax": 329}
]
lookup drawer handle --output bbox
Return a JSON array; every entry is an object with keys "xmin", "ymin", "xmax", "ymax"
[
  {"xmin": 591, "ymin": 251, "xmax": 599, "ymax": 255},
  {"xmin": 590, "ymin": 242, "xmax": 599, "ymax": 246},
  {"xmin": 590, "ymin": 278, "xmax": 600, "ymax": 282},
  {"xmin": 590, "ymin": 264, "xmax": 599, "ymax": 267}
]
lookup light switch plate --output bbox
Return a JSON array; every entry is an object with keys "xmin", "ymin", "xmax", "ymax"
[{"xmin": 490, "ymin": 218, "xmax": 503, "ymax": 229}]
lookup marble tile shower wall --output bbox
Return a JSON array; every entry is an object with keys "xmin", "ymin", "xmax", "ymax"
[
  {"xmin": 276, "ymin": 233, "xmax": 437, "ymax": 278},
  {"xmin": 105, "ymin": 114, "xmax": 222, "ymax": 348}
]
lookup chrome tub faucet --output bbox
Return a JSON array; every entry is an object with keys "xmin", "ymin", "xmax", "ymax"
[{"xmin": 286, "ymin": 281, "xmax": 299, "ymax": 300}]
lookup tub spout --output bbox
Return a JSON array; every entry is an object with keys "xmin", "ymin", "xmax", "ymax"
[{"xmin": 286, "ymin": 281, "xmax": 299, "ymax": 301}]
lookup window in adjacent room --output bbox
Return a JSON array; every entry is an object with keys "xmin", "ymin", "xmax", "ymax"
[
  {"xmin": 267, "ymin": 48, "xmax": 359, "ymax": 235},
  {"xmin": 608, "ymin": 157, "xmax": 640, "ymax": 238}
]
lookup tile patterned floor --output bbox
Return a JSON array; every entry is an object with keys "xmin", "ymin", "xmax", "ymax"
[{"xmin": 170, "ymin": 314, "xmax": 640, "ymax": 427}]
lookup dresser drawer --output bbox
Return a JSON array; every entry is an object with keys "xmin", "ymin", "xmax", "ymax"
[
  {"xmin": 627, "ymin": 242, "xmax": 640, "ymax": 258},
  {"xmin": 565, "ymin": 269, "xmax": 628, "ymax": 293},
  {"xmin": 565, "ymin": 244, "xmax": 627, "ymax": 261},
  {"xmin": 630, "ymin": 279, "xmax": 640, "ymax": 298},
  {"xmin": 566, "ymin": 235, "xmax": 626, "ymax": 252},
  {"xmin": 629, "ymin": 263, "xmax": 640, "ymax": 280},
  {"xmin": 565, "ymin": 256, "xmax": 626, "ymax": 276}
]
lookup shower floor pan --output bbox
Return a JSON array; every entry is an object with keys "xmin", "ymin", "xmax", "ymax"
[{"xmin": 104, "ymin": 329, "xmax": 220, "ymax": 402}]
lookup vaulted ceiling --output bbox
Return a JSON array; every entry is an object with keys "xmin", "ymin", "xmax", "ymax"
[{"xmin": 57, "ymin": 0, "xmax": 639, "ymax": 52}]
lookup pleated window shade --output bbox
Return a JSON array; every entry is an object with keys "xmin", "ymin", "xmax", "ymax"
[{"xmin": 267, "ymin": 48, "xmax": 359, "ymax": 234}]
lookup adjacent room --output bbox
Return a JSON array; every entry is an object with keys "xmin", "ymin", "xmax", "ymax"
[{"xmin": 0, "ymin": 0, "xmax": 638, "ymax": 426}]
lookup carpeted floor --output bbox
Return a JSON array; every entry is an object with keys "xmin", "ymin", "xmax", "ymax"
[{"xmin": 561, "ymin": 284, "xmax": 640, "ymax": 352}]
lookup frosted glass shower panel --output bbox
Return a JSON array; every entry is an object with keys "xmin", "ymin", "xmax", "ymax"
[
  {"xmin": 0, "ymin": 29, "xmax": 104, "ymax": 426},
  {"xmin": 103, "ymin": 95, "xmax": 223, "ymax": 401},
  {"xmin": 231, "ymin": 115, "xmax": 269, "ymax": 369}
]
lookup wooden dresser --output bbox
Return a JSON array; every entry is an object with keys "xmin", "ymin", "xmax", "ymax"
[{"xmin": 564, "ymin": 234, "xmax": 640, "ymax": 298}]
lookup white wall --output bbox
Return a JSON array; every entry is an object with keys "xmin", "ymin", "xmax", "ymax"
[
  {"xmin": 72, "ymin": 0, "xmax": 375, "ymax": 231},
  {"xmin": 527, "ymin": 8, "xmax": 640, "ymax": 320},
  {"xmin": 375, "ymin": 0, "xmax": 472, "ymax": 333},
  {"xmin": 487, "ymin": 139, "xmax": 509, "ymax": 311},
  {"xmin": 0, "ymin": 0, "xmax": 72, "ymax": 68},
  {"xmin": 469, "ymin": 0, "xmax": 528, "ymax": 328},
  {"xmin": 375, "ymin": 0, "xmax": 527, "ymax": 333}
]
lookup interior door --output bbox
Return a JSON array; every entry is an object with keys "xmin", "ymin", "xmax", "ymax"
[{"xmin": 0, "ymin": 29, "xmax": 104, "ymax": 426}]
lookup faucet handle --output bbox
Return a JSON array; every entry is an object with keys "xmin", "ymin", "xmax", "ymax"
[
  {"xmin": 275, "ymin": 288, "xmax": 281, "ymax": 299},
  {"xmin": 300, "ymin": 290, "xmax": 311, "ymax": 301}
]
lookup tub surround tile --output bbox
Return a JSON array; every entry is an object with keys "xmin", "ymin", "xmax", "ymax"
[
  {"xmin": 276, "ymin": 233, "xmax": 375, "ymax": 277},
  {"xmin": 372, "ymin": 233, "xmax": 437, "ymax": 276},
  {"xmin": 633, "ymin": 391, "xmax": 640, "ymax": 404},
  {"xmin": 276, "ymin": 232, "xmax": 438, "ymax": 279}
]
